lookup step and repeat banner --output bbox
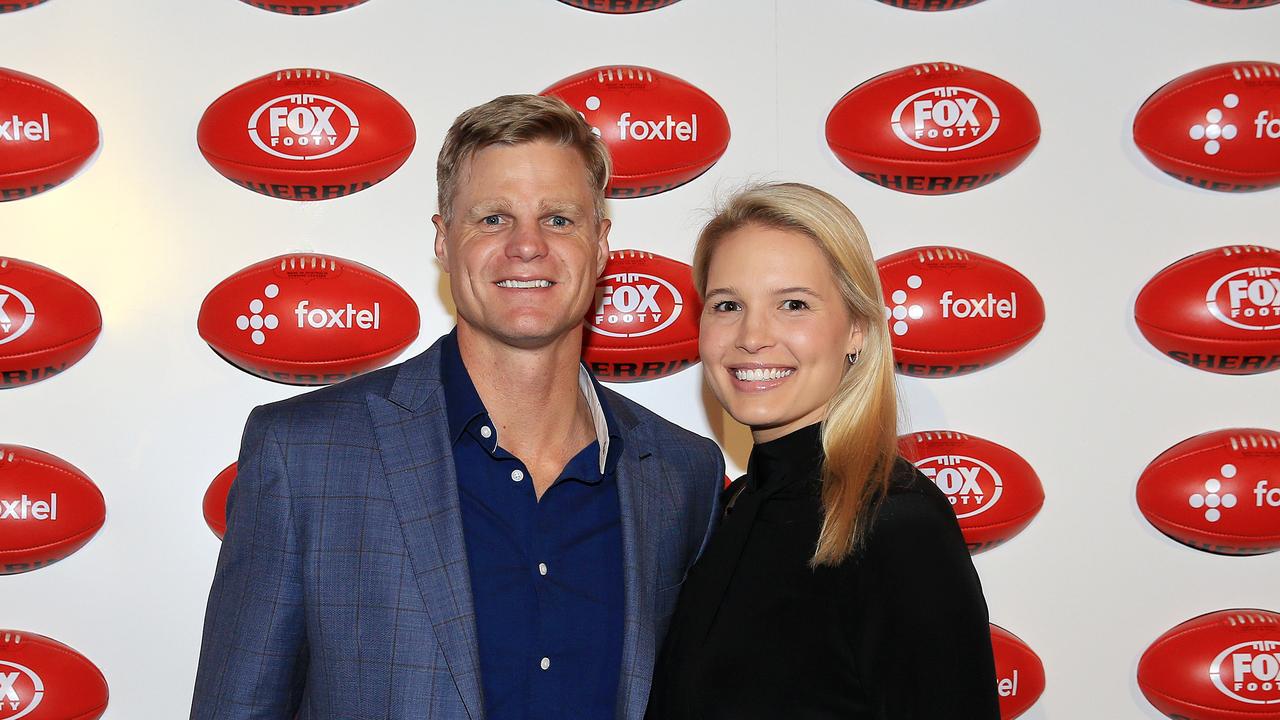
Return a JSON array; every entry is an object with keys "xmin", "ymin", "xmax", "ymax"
[{"xmin": 2, "ymin": 0, "xmax": 1279, "ymax": 717}]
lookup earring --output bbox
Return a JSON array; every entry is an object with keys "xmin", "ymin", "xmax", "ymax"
[{"xmin": 846, "ymin": 351, "xmax": 861, "ymax": 366}]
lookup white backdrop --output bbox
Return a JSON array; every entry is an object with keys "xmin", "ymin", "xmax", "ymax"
[{"xmin": 2, "ymin": 0, "xmax": 1279, "ymax": 717}]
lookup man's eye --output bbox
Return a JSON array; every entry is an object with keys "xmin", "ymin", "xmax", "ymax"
[
  {"xmin": 782, "ymin": 299, "xmax": 810, "ymax": 311},
  {"xmin": 482, "ymin": 215, "xmax": 503, "ymax": 225},
  {"xmin": 711, "ymin": 300, "xmax": 741, "ymax": 312},
  {"xmin": 548, "ymin": 216, "xmax": 570, "ymax": 228}
]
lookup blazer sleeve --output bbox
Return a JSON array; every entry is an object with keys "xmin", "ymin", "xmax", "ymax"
[
  {"xmin": 190, "ymin": 405, "xmax": 308, "ymax": 719},
  {"xmin": 690, "ymin": 438, "xmax": 727, "ymax": 566},
  {"xmin": 849, "ymin": 473, "xmax": 1001, "ymax": 720}
]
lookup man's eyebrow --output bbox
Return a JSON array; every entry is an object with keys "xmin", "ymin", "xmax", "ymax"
[
  {"xmin": 462, "ymin": 199, "xmax": 513, "ymax": 220},
  {"xmin": 538, "ymin": 200, "xmax": 587, "ymax": 216}
]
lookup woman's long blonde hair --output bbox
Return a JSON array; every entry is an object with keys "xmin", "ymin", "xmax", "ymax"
[{"xmin": 693, "ymin": 182, "xmax": 900, "ymax": 567}]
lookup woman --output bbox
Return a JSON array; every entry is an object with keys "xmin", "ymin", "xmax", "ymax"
[{"xmin": 648, "ymin": 183, "xmax": 999, "ymax": 719}]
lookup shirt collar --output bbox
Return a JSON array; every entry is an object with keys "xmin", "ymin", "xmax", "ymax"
[{"xmin": 439, "ymin": 328, "xmax": 622, "ymax": 475}]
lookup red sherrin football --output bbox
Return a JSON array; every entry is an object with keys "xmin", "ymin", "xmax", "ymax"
[
  {"xmin": 0, "ymin": 630, "xmax": 109, "ymax": 719},
  {"xmin": 203, "ymin": 462, "xmax": 236, "ymax": 540},
  {"xmin": 1134, "ymin": 62, "xmax": 1280, "ymax": 192},
  {"xmin": 1139, "ymin": 609, "xmax": 1280, "ymax": 719},
  {"xmin": 0, "ymin": 445, "xmax": 104, "ymax": 575},
  {"xmin": 198, "ymin": 253, "xmax": 420, "ymax": 385},
  {"xmin": 826, "ymin": 62, "xmax": 1039, "ymax": 195},
  {"xmin": 0, "ymin": 257, "xmax": 102, "ymax": 389},
  {"xmin": 198, "ymin": 68, "xmax": 415, "ymax": 201},
  {"xmin": 873, "ymin": 0, "xmax": 987, "ymax": 10},
  {"xmin": 542, "ymin": 66, "xmax": 730, "ymax": 198},
  {"xmin": 876, "ymin": 246, "xmax": 1044, "ymax": 377},
  {"xmin": 1136, "ymin": 245, "xmax": 1280, "ymax": 375},
  {"xmin": 990, "ymin": 624, "xmax": 1046, "ymax": 720},
  {"xmin": 0, "ymin": 1, "xmax": 50, "ymax": 13},
  {"xmin": 1137, "ymin": 428, "xmax": 1280, "ymax": 556},
  {"xmin": 555, "ymin": 0, "xmax": 680, "ymax": 11},
  {"xmin": 0, "ymin": 68, "xmax": 99, "ymax": 201},
  {"xmin": 898, "ymin": 431, "xmax": 1044, "ymax": 553},
  {"xmin": 1188, "ymin": 0, "xmax": 1280, "ymax": 7},
  {"xmin": 239, "ymin": 0, "xmax": 371, "ymax": 13},
  {"xmin": 583, "ymin": 250, "xmax": 701, "ymax": 382}
]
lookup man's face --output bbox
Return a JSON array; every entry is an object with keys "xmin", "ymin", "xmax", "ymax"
[{"xmin": 434, "ymin": 140, "xmax": 610, "ymax": 350}]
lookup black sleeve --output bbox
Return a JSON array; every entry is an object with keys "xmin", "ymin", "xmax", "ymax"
[{"xmin": 848, "ymin": 467, "xmax": 1001, "ymax": 720}]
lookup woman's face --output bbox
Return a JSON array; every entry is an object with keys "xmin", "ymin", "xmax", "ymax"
[{"xmin": 700, "ymin": 224, "xmax": 863, "ymax": 443}]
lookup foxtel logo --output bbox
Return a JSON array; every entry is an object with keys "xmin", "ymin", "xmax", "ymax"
[
  {"xmin": 0, "ymin": 493, "xmax": 57, "ymax": 521},
  {"xmin": 940, "ymin": 290, "xmax": 1018, "ymax": 319},
  {"xmin": 1256, "ymin": 111, "xmax": 1280, "ymax": 139},
  {"xmin": 0, "ymin": 114, "xmax": 50, "ymax": 143},
  {"xmin": 294, "ymin": 301, "xmax": 380, "ymax": 330},
  {"xmin": 616, "ymin": 112, "xmax": 699, "ymax": 142}
]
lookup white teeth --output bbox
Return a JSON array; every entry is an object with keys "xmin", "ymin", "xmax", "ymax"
[
  {"xmin": 733, "ymin": 368, "xmax": 794, "ymax": 382},
  {"xmin": 496, "ymin": 279, "xmax": 552, "ymax": 288}
]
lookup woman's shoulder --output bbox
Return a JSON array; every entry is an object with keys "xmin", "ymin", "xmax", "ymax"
[{"xmin": 863, "ymin": 457, "xmax": 967, "ymax": 556}]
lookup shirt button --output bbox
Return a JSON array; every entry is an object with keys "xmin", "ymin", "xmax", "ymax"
[
  {"xmin": 511, "ymin": 469, "xmax": 525, "ymax": 482},
  {"xmin": 538, "ymin": 563, "xmax": 548, "ymax": 576},
  {"xmin": 480, "ymin": 426, "xmax": 492, "ymax": 439},
  {"xmin": 540, "ymin": 657, "xmax": 551, "ymax": 671}
]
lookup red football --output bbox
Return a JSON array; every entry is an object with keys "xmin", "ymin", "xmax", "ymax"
[
  {"xmin": 239, "ymin": 0, "xmax": 371, "ymax": 13},
  {"xmin": 555, "ymin": 0, "xmax": 680, "ymax": 11},
  {"xmin": 198, "ymin": 68, "xmax": 415, "ymax": 201},
  {"xmin": 1137, "ymin": 428, "xmax": 1280, "ymax": 556},
  {"xmin": 1187, "ymin": 1, "xmax": 1280, "ymax": 11},
  {"xmin": 826, "ymin": 62, "xmax": 1039, "ymax": 195},
  {"xmin": 542, "ymin": 66, "xmax": 730, "ymax": 198},
  {"xmin": 0, "ymin": 1, "xmax": 50, "ymax": 12},
  {"xmin": 1134, "ymin": 62, "xmax": 1280, "ymax": 192},
  {"xmin": 898, "ymin": 431, "xmax": 1044, "ymax": 552},
  {"xmin": 0, "ymin": 68, "xmax": 99, "ymax": 201},
  {"xmin": 1139, "ymin": 609, "xmax": 1280, "ymax": 719},
  {"xmin": 876, "ymin": 246, "xmax": 1044, "ymax": 377},
  {"xmin": 0, "ymin": 630, "xmax": 108, "ymax": 719},
  {"xmin": 203, "ymin": 462, "xmax": 236, "ymax": 540},
  {"xmin": 198, "ymin": 253, "xmax": 420, "ymax": 385},
  {"xmin": 583, "ymin": 249, "xmax": 701, "ymax": 382},
  {"xmin": 1136, "ymin": 245, "xmax": 1280, "ymax": 375},
  {"xmin": 0, "ymin": 257, "xmax": 102, "ymax": 388},
  {"xmin": 0, "ymin": 445, "xmax": 104, "ymax": 574},
  {"xmin": 874, "ymin": 0, "xmax": 987, "ymax": 9},
  {"xmin": 990, "ymin": 624, "xmax": 1046, "ymax": 720}
]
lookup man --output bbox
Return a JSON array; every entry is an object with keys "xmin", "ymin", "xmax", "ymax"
[{"xmin": 190, "ymin": 95, "xmax": 724, "ymax": 719}]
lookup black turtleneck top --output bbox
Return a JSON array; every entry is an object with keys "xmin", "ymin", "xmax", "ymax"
[{"xmin": 647, "ymin": 423, "xmax": 1000, "ymax": 720}]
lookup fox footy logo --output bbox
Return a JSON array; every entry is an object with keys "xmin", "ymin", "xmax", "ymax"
[
  {"xmin": 1206, "ymin": 266, "xmax": 1280, "ymax": 331},
  {"xmin": 0, "ymin": 659, "xmax": 43, "ymax": 719},
  {"xmin": 892, "ymin": 86, "xmax": 1000, "ymax": 152},
  {"xmin": 914, "ymin": 454, "xmax": 1003, "ymax": 518},
  {"xmin": 0, "ymin": 286, "xmax": 34, "ymax": 345},
  {"xmin": 590, "ymin": 272, "xmax": 683, "ymax": 338},
  {"xmin": 1211, "ymin": 640, "xmax": 1280, "ymax": 704},
  {"xmin": 248, "ymin": 93, "xmax": 359, "ymax": 161}
]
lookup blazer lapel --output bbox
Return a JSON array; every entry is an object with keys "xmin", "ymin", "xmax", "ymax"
[{"xmin": 366, "ymin": 343, "xmax": 484, "ymax": 719}]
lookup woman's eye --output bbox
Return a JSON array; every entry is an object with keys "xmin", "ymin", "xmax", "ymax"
[
  {"xmin": 782, "ymin": 299, "xmax": 810, "ymax": 311},
  {"xmin": 711, "ymin": 300, "xmax": 741, "ymax": 312}
]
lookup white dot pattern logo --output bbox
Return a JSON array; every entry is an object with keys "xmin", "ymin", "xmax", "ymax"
[
  {"xmin": 884, "ymin": 274, "xmax": 925, "ymax": 336},
  {"xmin": 581, "ymin": 96, "xmax": 603, "ymax": 137},
  {"xmin": 1189, "ymin": 94, "xmax": 1240, "ymax": 156},
  {"xmin": 235, "ymin": 284, "xmax": 280, "ymax": 346},
  {"xmin": 1188, "ymin": 464, "xmax": 1239, "ymax": 523}
]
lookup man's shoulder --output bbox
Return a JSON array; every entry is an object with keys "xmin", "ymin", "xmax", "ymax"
[{"xmin": 598, "ymin": 386, "xmax": 721, "ymax": 466}]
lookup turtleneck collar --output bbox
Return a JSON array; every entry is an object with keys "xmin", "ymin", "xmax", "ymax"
[{"xmin": 746, "ymin": 422, "xmax": 825, "ymax": 493}]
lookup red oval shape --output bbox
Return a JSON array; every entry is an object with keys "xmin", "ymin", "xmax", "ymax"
[
  {"xmin": 827, "ymin": 62, "xmax": 1039, "ymax": 195},
  {"xmin": 990, "ymin": 624, "xmax": 1046, "ymax": 720},
  {"xmin": 542, "ymin": 65, "xmax": 730, "ymax": 198},
  {"xmin": 1137, "ymin": 428, "xmax": 1280, "ymax": 555},
  {"xmin": 197, "ymin": 253, "xmax": 420, "ymax": 385},
  {"xmin": 198, "ymin": 68, "xmax": 415, "ymax": 201},
  {"xmin": 555, "ymin": 0, "xmax": 680, "ymax": 11},
  {"xmin": 0, "ymin": 1, "xmax": 50, "ymax": 12},
  {"xmin": 238, "ymin": 0, "xmax": 371, "ymax": 13},
  {"xmin": 583, "ymin": 249, "xmax": 701, "ymax": 382},
  {"xmin": 1186, "ymin": 1, "xmax": 1280, "ymax": 9},
  {"xmin": 1139, "ymin": 609, "xmax": 1280, "ymax": 719},
  {"xmin": 0, "ymin": 445, "xmax": 104, "ymax": 575},
  {"xmin": 876, "ymin": 246, "xmax": 1044, "ymax": 378},
  {"xmin": 0, "ymin": 629, "xmax": 109, "ymax": 719},
  {"xmin": 1136, "ymin": 245, "xmax": 1280, "ymax": 375},
  {"xmin": 203, "ymin": 462, "xmax": 236, "ymax": 540},
  {"xmin": 0, "ymin": 257, "xmax": 102, "ymax": 389},
  {"xmin": 0, "ymin": 68, "xmax": 99, "ymax": 201},
  {"xmin": 873, "ymin": 0, "xmax": 988, "ymax": 9},
  {"xmin": 899, "ymin": 431, "xmax": 1044, "ymax": 552},
  {"xmin": 1134, "ymin": 62, "xmax": 1280, "ymax": 193}
]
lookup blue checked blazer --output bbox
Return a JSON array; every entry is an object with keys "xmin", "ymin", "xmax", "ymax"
[{"xmin": 190, "ymin": 336, "xmax": 724, "ymax": 720}]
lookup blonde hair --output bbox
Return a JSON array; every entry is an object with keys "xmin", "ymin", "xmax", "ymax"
[
  {"xmin": 436, "ymin": 94, "xmax": 612, "ymax": 223},
  {"xmin": 694, "ymin": 182, "xmax": 900, "ymax": 566}
]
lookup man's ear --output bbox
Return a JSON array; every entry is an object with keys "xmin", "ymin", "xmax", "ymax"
[
  {"xmin": 432, "ymin": 214, "xmax": 450, "ymax": 273},
  {"xmin": 595, "ymin": 217, "xmax": 612, "ymax": 276}
]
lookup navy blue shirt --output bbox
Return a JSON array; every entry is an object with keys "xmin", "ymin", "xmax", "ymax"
[{"xmin": 440, "ymin": 330, "xmax": 625, "ymax": 720}]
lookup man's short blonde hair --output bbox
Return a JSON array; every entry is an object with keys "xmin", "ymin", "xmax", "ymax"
[{"xmin": 436, "ymin": 94, "xmax": 612, "ymax": 223}]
